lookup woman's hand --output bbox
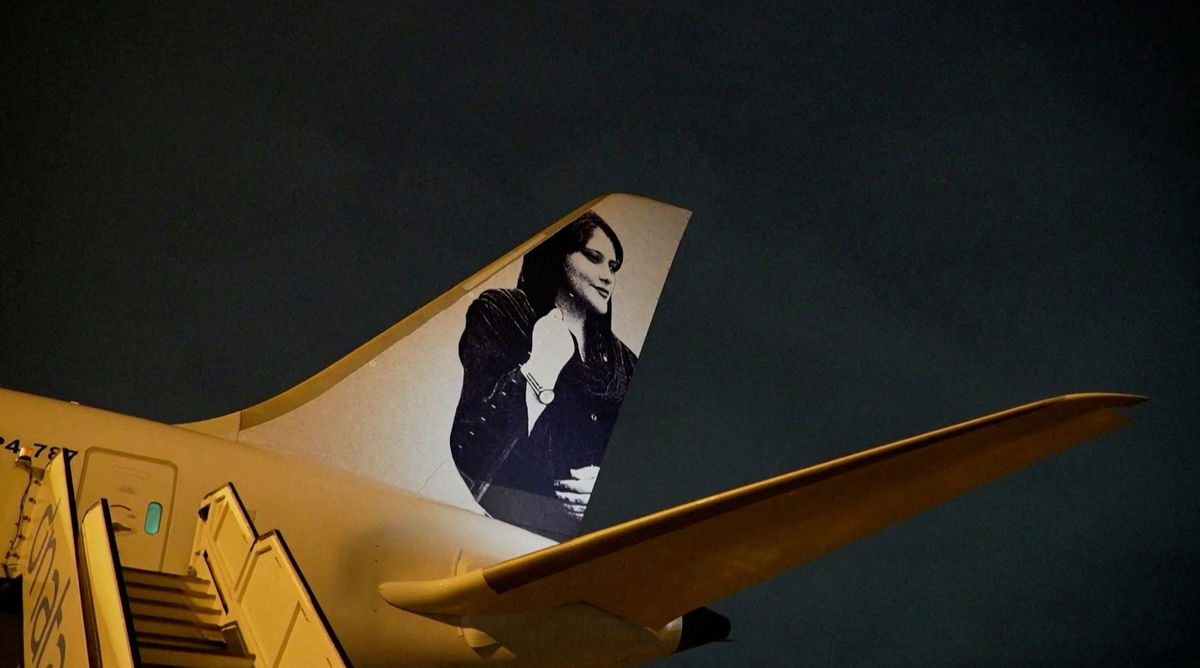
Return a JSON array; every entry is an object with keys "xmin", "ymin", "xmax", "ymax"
[
  {"xmin": 554, "ymin": 465, "xmax": 599, "ymax": 520},
  {"xmin": 522, "ymin": 308, "xmax": 577, "ymax": 434},
  {"xmin": 525, "ymin": 308, "xmax": 577, "ymax": 384}
]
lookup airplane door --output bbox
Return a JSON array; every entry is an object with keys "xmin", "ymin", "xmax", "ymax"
[{"xmin": 76, "ymin": 448, "xmax": 178, "ymax": 571}]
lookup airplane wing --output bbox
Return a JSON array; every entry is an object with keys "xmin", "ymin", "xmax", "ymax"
[{"xmin": 380, "ymin": 392, "xmax": 1145, "ymax": 628}]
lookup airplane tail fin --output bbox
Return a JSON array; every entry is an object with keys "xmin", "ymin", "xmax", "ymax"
[
  {"xmin": 379, "ymin": 393, "xmax": 1146, "ymax": 628},
  {"xmin": 179, "ymin": 195, "xmax": 691, "ymax": 540}
]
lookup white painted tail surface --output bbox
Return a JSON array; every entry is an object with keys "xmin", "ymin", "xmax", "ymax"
[{"xmin": 179, "ymin": 195, "xmax": 691, "ymax": 539}]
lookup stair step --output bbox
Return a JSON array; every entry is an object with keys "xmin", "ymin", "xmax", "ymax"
[
  {"xmin": 135, "ymin": 630, "xmax": 227, "ymax": 652},
  {"xmin": 123, "ymin": 567, "xmax": 212, "ymax": 595},
  {"xmin": 138, "ymin": 642, "xmax": 255, "ymax": 668},
  {"xmin": 126, "ymin": 580, "xmax": 219, "ymax": 607},
  {"xmin": 131, "ymin": 614, "xmax": 225, "ymax": 643},
  {"xmin": 129, "ymin": 596, "xmax": 221, "ymax": 625}
]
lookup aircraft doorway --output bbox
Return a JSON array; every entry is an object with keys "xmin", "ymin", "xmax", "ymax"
[{"xmin": 77, "ymin": 448, "xmax": 178, "ymax": 571}]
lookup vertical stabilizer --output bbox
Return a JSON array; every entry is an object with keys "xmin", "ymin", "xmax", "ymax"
[{"xmin": 179, "ymin": 195, "xmax": 690, "ymax": 540}]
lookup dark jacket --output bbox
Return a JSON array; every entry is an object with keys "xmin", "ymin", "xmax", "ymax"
[{"xmin": 450, "ymin": 289, "xmax": 636, "ymax": 539}]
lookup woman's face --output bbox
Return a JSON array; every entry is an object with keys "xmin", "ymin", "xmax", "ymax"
[{"xmin": 563, "ymin": 228, "xmax": 619, "ymax": 315}]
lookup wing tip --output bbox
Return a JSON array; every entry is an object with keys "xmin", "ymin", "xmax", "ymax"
[{"xmin": 1056, "ymin": 392, "xmax": 1149, "ymax": 408}]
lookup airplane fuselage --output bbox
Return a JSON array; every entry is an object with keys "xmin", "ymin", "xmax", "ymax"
[{"xmin": 1, "ymin": 388, "xmax": 682, "ymax": 666}]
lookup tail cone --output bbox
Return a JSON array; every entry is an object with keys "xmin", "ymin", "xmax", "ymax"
[{"xmin": 675, "ymin": 607, "xmax": 731, "ymax": 653}]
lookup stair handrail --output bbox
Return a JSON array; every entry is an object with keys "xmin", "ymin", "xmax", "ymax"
[
  {"xmin": 190, "ymin": 481, "xmax": 351, "ymax": 666},
  {"xmin": 190, "ymin": 482, "xmax": 258, "ymax": 614},
  {"xmin": 78, "ymin": 498, "xmax": 140, "ymax": 667},
  {"xmin": 236, "ymin": 529, "xmax": 352, "ymax": 667}
]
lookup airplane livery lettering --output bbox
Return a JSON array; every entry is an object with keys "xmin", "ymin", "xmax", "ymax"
[
  {"xmin": 2, "ymin": 437, "xmax": 78, "ymax": 464},
  {"xmin": 21, "ymin": 456, "xmax": 88, "ymax": 668}
]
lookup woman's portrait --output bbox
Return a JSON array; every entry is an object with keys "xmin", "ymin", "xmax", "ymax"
[{"xmin": 450, "ymin": 212, "xmax": 636, "ymax": 540}]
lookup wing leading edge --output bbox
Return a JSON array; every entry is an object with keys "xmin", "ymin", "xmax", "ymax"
[{"xmin": 380, "ymin": 392, "xmax": 1146, "ymax": 628}]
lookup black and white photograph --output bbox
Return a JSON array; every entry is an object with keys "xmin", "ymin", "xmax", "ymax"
[{"xmin": 452, "ymin": 212, "xmax": 640, "ymax": 539}]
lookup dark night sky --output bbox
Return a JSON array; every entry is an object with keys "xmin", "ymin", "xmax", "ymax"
[{"xmin": 2, "ymin": 3, "xmax": 1197, "ymax": 665}]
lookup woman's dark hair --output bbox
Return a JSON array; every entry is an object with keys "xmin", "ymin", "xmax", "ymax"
[{"xmin": 518, "ymin": 211, "xmax": 624, "ymax": 330}]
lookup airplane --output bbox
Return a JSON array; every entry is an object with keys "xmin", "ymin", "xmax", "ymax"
[{"xmin": 1, "ymin": 194, "xmax": 1145, "ymax": 667}]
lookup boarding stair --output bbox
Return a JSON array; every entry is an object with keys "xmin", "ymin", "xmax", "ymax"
[
  {"xmin": 9, "ymin": 453, "xmax": 349, "ymax": 667},
  {"xmin": 123, "ymin": 566, "xmax": 254, "ymax": 667}
]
